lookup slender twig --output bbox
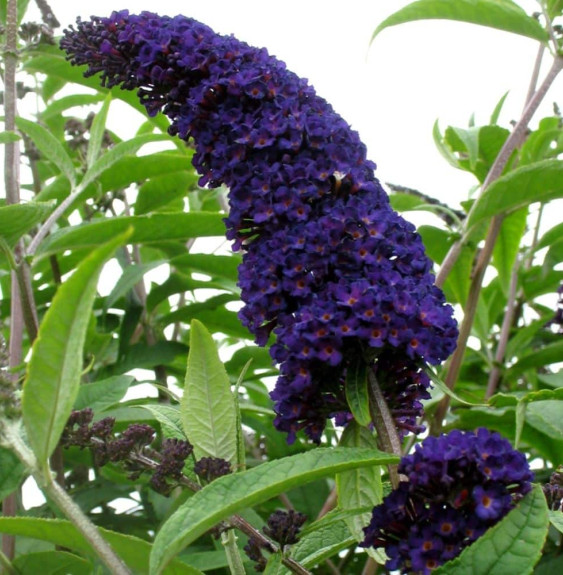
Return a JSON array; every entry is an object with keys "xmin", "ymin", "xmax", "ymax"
[
  {"xmin": 221, "ymin": 530, "xmax": 247, "ymax": 575},
  {"xmin": 0, "ymin": 550, "xmax": 19, "ymax": 575},
  {"xmin": 366, "ymin": 370, "xmax": 402, "ymax": 488},
  {"xmin": 430, "ymin": 54, "xmax": 563, "ymax": 432},
  {"xmin": 435, "ymin": 54, "xmax": 563, "ymax": 289},
  {"xmin": 485, "ymin": 264, "xmax": 520, "ymax": 399},
  {"xmin": 361, "ymin": 557, "xmax": 378, "ymax": 575},
  {"xmin": 316, "ymin": 487, "xmax": 337, "ymax": 520},
  {"xmin": 2, "ymin": 0, "xmax": 22, "ymax": 564}
]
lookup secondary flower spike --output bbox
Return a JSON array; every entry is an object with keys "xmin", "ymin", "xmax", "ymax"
[
  {"xmin": 361, "ymin": 428, "xmax": 534, "ymax": 575},
  {"xmin": 61, "ymin": 11, "xmax": 458, "ymax": 442}
]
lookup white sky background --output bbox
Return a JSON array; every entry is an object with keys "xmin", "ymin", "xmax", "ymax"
[{"xmin": 31, "ymin": 0, "xmax": 562, "ymax": 209}]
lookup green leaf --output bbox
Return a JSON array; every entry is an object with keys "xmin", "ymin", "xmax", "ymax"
[
  {"xmin": 506, "ymin": 340, "xmax": 563, "ymax": 378},
  {"xmin": 86, "ymin": 93, "xmax": 112, "ymax": 168},
  {"xmin": 371, "ymin": 0, "xmax": 548, "ymax": 43},
  {"xmin": 80, "ymin": 133, "xmax": 172, "ymax": 192},
  {"xmin": 490, "ymin": 91, "xmax": 509, "ymax": 125},
  {"xmin": 41, "ymin": 93, "xmax": 106, "ymax": 120},
  {"xmin": 289, "ymin": 516, "xmax": 355, "ymax": 571},
  {"xmin": 22, "ymin": 230, "xmax": 131, "ymax": 465},
  {"xmin": 492, "ymin": 208, "xmax": 527, "ymax": 294},
  {"xmin": 549, "ymin": 510, "xmax": 563, "ymax": 534},
  {"xmin": 136, "ymin": 172, "xmax": 197, "ymax": 215},
  {"xmin": 489, "ymin": 388, "xmax": 563, "ymax": 408},
  {"xmin": 525, "ymin": 401, "xmax": 563, "ymax": 442},
  {"xmin": 34, "ymin": 212, "xmax": 226, "ymax": 261},
  {"xmin": 74, "ymin": 376, "xmax": 134, "ymax": 413},
  {"xmin": 104, "ymin": 260, "xmax": 166, "ymax": 312},
  {"xmin": 263, "ymin": 553, "xmax": 283, "ymax": 574},
  {"xmin": 0, "ymin": 202, "xmax": 54, "ymax": 246},
  {"xmin": 345, "ymin": 359, "xmax": 371, "ymax": 426},
  {"xmin": 15, "ymin": 117, "xmax": 77, "ymax": 187},
  {"xmin": 0, "ymin": 517, "xmax": 203, "ymax": 575},
  {"xmin": 467, "ymin": 160, "xmax": 563, "ymax": 231},
  {"xmin": 0, "ymin": 131, "xmax": 21, "ymax": 144},
  {"xmin": 142, "ymin": 405, "xmax": 187, "ymax": 440},
  {"xmin": 336, "ymin": 422, "xmax": 384, "ymax": 564},
  {"xmin": 12, "ymin": 551, "xmax": 92, "ymax": 575},
  {"xmin": 181, "ymin": 319, "xmax": 238, "ymax": 464},
  {"xmin": 433, "ymin": 484, "xmax": 548, "ymax": 575},
  {"xmin": 150, "ymin": 447, "xmax": 398, "ymax": 574},
  {"xmin": 450, "ymin": 126, "xmax": 480, "ymax": 170},
  {"xmin": 0, "ymin": 447, "xmax": 27, "ymax": 502},
  {"xmin": 433, "ymin": 120, "xmax": 460, "ymax": 169},
  {"xmin": 0, "ymin": 0, "xmax": 30, "ymax": 25},
  {"xmin": 426, "ymin": 365, "xmax": 484, "ymax": 406}
]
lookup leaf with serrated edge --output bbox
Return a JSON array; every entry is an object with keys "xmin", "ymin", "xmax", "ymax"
[
  {"xmin": 371, "ymin": 0, "xmax": 548, "ymax": 43},
  {"xmin": 22, "ymin": 230, "xmax": 131, "ymax": 465},
  {"xmin": 74, "ymin": 376, "xmax": 134, "ymax": 413},
  {"xmin": 150, "ymin": 447, "xmax": 398, "ymax": 574},
  {"xmin": 0, "ymin": 517, "xmax": 203, "ymax": 575},
  {"xmin": 433, "ymin": 484, "xmax": 548, "ymax": 575},
  {"xmin": 143, "ymin": 405, "xmax": 187, "ymax": 440},
  {"xmin": 181, "ymin": 319, "xmax": 238, "ymax": 463}
]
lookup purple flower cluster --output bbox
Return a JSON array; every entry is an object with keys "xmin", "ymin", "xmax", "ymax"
[
  {"xmin": 61, "ymin": 10, "xmax": 457, "ymax": 442},
  {"xmin": 361, "ymin": 428, "xmax": 533, "ymax": 574}
]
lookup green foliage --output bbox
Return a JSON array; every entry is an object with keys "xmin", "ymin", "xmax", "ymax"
[
  {"xmin": 150, "ymin": 448, "xmax": 397, "ymax": 573},
  {"xmin": 433, "ymin": 485, "xmax": 549, "ymax": 575},
  {"xmin": 1, "ymin": 3, "xmax": 561, "ymax": 574}
]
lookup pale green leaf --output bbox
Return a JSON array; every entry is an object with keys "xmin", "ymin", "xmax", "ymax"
[
  {"xmin": 0, "ymin": 202, "xmax": 54, "ymax": 246},
  {"xmin": 0, "ymin": 131, "xmax": 21, "ymax": 144},
  {"xmin": 150, "ymin": 447, "xmax": 398, "ymax": 574},
  {"xmin": 41, "ymin": 93, "xmax": 106, "ymax": 120},
  {"xmin": 467, "ymin": 159, "xmax": 563, "ymax": 231},
  {"xmin": 433, "ymin": 484, "xmax": 548, "ymax": 575},
  {"xmin": 86, "ymin": 93, "xmax": 112, "ymax": 168},
  {"xmin": 490, "ymin": 91, "xmax": 509, "ymax": 125},
  {"xmin": 371, "ymin": 0, "xmax": 548, "ymax": 43},
  {"xmin": 15, "ymin": 116, "xmax": 76, "ymax": 186},
  {"xmin": 142, "ymin": 405, "xmax": 187, "ymax": 440},
  {"xmin": 74, "ymin": 376, "xmax": 134, "ymax": 413},
  {"xmin": 181, "ymin": 320, "xmax": 238, "ymax": 464},
  {"xmin": 22, "ymin": 230, "xmax": 131, "ymax": 464}
]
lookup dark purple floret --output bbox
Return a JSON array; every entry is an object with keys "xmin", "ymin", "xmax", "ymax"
[
  {"xmin": 61, "ymin": 10, "xmax": 458, "ymax": 442},
  {"xmin": 361, "ymin": 428, "xmax": 534, "ymax": 574}
]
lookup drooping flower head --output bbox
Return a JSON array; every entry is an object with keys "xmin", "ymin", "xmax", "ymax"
[
  {"xmin": 362, "ymin": 428, "xmax": 534, "ymax": 574},
  {"xmin": 61, "ymin": 11, "xmax": 458, "ymax": 442}
]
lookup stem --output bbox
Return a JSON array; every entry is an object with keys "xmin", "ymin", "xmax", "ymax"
[
  {"xmin": 366, "ymin": 369, "xmax": 402, "ymax": 488},
  {"xmin": 435, "ymin": 54, "xmax": 563, "ymax": 289},
  {"xmin": 221, "ymin": 530, "xmax": 247, "ymax": 575},
  {"xmin": 4, "ymin": 424, "xmax": 131, "ymax": 575},
  {"xmin": 430, "ymin": 54, "xmax": 563, "ymax": 432},
  {"xmin": 2, "ymin": 0, "xmax": 21, "ymax": 565},
  {"xmin": 0, "ymin": 551, "xmax": 18, "ymax": 575},
  {"xmin": 485, "ymin": 263, "xmax": 520, "ymax": 399}
]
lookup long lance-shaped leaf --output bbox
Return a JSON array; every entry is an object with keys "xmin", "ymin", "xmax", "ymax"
[
  {"xmin": 466, "ymin": 159, "xmax": 563, "ymax": 231},
  {"xmin": 22, "ymin": 229, "xmax": 132, "ymax": 465},
  {"xmin": 433, "ymin": 484, "xmax": 548, "ymax": 575},
  {"xmin": 34, "ymin": 212, "xmax": 226, "ymax": 261},
  {"xmin": 181, "ymin": 319, "xmax": 238, "ymax": 464},
  {"xmin": 150, "ymin": 447, "xmax": 398, "ymax": 574},
  {"xmin": 86, "ymin": 93, "xmax": 112, "ymax": 168},
  {"xmin": 345, "ymin": 358, "xmax": 371, "ymax": 426},
  {"xmin": 336, "ymin": 422, "xmax": 384, "ymax": 565},
  {"xmin": 371, "ymin": 0, "xmax": 548, "ymax": 44},
  {"xmin": 15, "ymin": 116, "xmax": 77, "ymax": 187},
  {"xmin": 0, "ymin": 517, "xmax": 203, "ymax": 575}
]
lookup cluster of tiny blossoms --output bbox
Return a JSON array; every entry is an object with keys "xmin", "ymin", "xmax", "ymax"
[
  {"xmin": 361, "ymin": 428, "xmax": 534, "ymax": 574},
  {"xmin": 61, "ymin": 10, "xmax": 457, "ymax": 442}
]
